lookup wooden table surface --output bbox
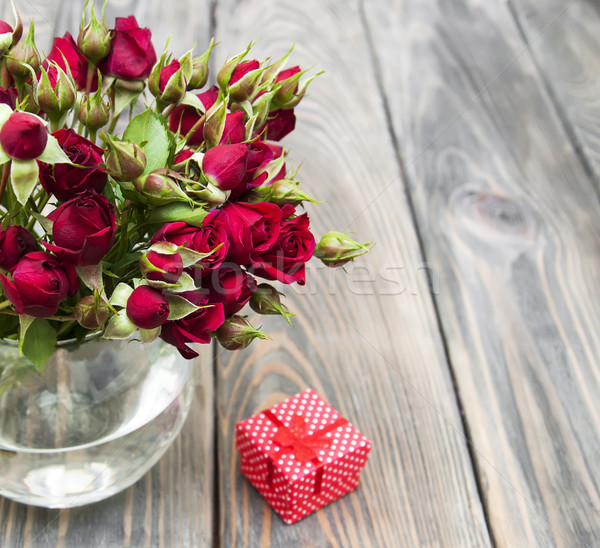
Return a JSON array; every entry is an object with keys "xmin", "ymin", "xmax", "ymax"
[{"xmin": 1, "ymin": 0, "xmax": 600, "ymax": 546}]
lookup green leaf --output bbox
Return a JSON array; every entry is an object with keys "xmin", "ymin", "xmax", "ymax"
[
  {"xmin": 22, "ymin": 318, "xmax": 56, "ymax": 370},
  {"xmin": 37, "ymin": 135, "xmax": 71, "ymax": 164},
  {"xmin": 146, "ymin": 202, "xmax": 208, "ymax": 227},
  {"xmin": 11, "ymin": 160, "xmax": 39, "ymax": 205},
  {"xmin": 30, "ymin": 211, "xmax": 53, "ymax": 234},
  {"xmin": 123, "ymin": 109, "xmax": 173, "ymax": 176}
]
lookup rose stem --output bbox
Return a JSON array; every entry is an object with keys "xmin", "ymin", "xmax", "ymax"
[
  {"xmin": 0, "ymin": 163, "xmax": 9, "ymax": 201},
  {"xmin": 184, "ymin": 113, "xmax": 206, "ymax": 141}
]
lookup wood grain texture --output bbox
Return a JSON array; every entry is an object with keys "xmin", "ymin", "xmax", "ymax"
[
  {"xmin": 212, "ymin": 0, "xmax": 490, "ymax": 546},
  {"xmin": 0, "ymin": 1, "xmax": 215, "ymax": 547},
  {"xmin": 509, "ymin": 0, "xmax": 600, "ymax": 187},
  {"xmin": 363, "ymin": 0, "xmax": 600, "ymax": 546}
]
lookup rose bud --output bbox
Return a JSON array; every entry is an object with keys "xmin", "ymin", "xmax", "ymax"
[
  {"xmin": 126, "ymin": 286, "xmax": 170, "ymax": 329},
  {"xmin": 273, "ymin": 66, "xmax": 302, "ymax": 107},
  {"xmin": 220, "ymin": 111, "xmax": 246, "ymax": 145},
  {"xmin": 253, "ymin": 209, "xmax": 315, "ymax": 285},
  {"xmin": 44, "ymin": 191, "xmax": 116, "ymax": 266},
  {"xmin": 99, "ymin": 16, "xmax": 157, "ymax": 80},
  {"xmin": 204, "ymin": 265, "xmax": 257, "ymax": 315},
  {"xmin": 6, "ymin": 21, "xmax": 40, "ymax": 80},
  {"xmin": 215, "ymin": 315, "xmax": 267, "ymax": 351},
  {"xmin": 228, "ymin": 59, "xmax": 262, "ymax": 103},
  {"xmin": 44, "ymin": 32, "xmax": 96, "ymax": 92},
  {"xmin": 246, "ymin": 178, "xmax": 317, "ymax": 207},
  {"xmin": 77, "ymin": 5, "xmax": 111, "ymax": 64},
  {"xmin": 172, "ymin": 147, "xmax": 194, "ymax": 170},
  {"xmin": 314, "ymin": 231, "xmax": 372, "ymax": 268},
  {"xmin": 221, "ymin": 202, "xmax": 282, "ymax": 265},
  {"xmin": 36, "ymin": 64, "xmax": 76, "ymax": 117},
  {"xmin": 202, "ymin": 143, "xmax": 249, "ymax": 193},
  {"xmin": 140, "ymin": 249, "xmax": 184, "ymax": 284},
  {"xmin": 38, "ymin": 129, "xmax": 107, "ymax": 201},
  {"xmin": 104, "ymin": 139, "xmax": 146, "ymax": 182},
  {"xmin": 186, "ymin": 40, "xmax": 216, "ymax": 91},
  {"xmin": 0, "ymin": 20, "xmax": 13, "ymax": 54},
  {"xmin": 149, "ymin": 59, "xmax": 187, "ymax": 105},
  {"xmin": 0, "ymin": 111, "xmax": 48, "ymax": 160},
  {"xmin": 0, "ymin": 225, "xmax": 39, "ymax": 271},
  {"xmin": 257, "ymin": 108, "xmax": 296, "ymax": 141},
  {"xmin": 78, "ymin": 78, "xmax": 110, "ymax": 130},
  {"xmin": 137, "ymin": 170, "xmax": 190, "ymax": 205},
  {"xmin": 74, "ymin": 295, "xmax": 110, "ymax": 329},
  {"xmin": 0, "ymin": 251, "xmax": 79, "ymax": 317},
  {"xmin": 160, "ymin": 291, "xmax": 225, "ymax": 358},
  {"xmin": 249, "ymin": 283, "xmax": 294, "ymax": 324}
]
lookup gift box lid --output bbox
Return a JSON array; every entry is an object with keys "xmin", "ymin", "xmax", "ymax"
[{"xmin": 237, "ymin": 388, "xmax": 371, "ymax": 484}]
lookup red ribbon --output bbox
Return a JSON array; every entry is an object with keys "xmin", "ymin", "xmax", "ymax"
[{"xmin": 262, "ymin": 409, "xmax": 348, "ymax": 494}]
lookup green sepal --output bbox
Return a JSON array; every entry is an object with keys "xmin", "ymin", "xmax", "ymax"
[
  {"xmin": 146, "ymin": 271, "xmax": 195, "ymax": 293},
  {"xmin": 104, "ymin": 310, "xmax": 136, "ymax": 339},
  {"xmin": 76, "ymin": 263, "xmax": 104, "ymax": 294},
  {"xmin": 108, "ymin": 283, "xmax": 134, "ymax": 308},
  {"xmin": 139, "ymin": 327, "xmax": 160, "ymax": 343},
  {"xmin": 146, "ymin": 202, "xmax": 208, "ymax": 227},
  {"xmin": 18, "ymin": 314, "xmax": 35, "ymax": 355},
  {"xmin": 10, "ymin": 159, "xmax": 39, "ymax": 205},
  {"xmin": 38, "ymin": 134, "xmax": 72, "ymax": 164},
  {"xmin": 166, "ymin": 294, "xmax": 204, "ymax": 320}
]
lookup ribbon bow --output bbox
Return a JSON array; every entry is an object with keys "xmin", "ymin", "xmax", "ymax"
[{"xmin": 263, "ymin": 409, "xmax": 347, "ymax": 493}]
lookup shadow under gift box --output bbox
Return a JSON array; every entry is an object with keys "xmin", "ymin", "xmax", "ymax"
[{"xmin": 236, "ymin": 388, "xmax": 372, "ymax": 524}]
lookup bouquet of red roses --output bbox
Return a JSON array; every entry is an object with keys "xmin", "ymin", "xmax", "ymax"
[{"xmin": 0, "ymin": 2, "xmax": 370, "ymax": 370}]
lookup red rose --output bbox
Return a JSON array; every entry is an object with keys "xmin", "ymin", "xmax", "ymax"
[
  {"xmin": 259, "ymin": 108, "xmax": 296, "ymax": 141},
  {"xmin": 0, "ymin": 87, "xmax": 18, "ymax": 109},
  {"xmin": 126, "ymin": 286, "xmax": 170, "ymax": 329},
  {"xmin": 99, "ymin": 16, "xmax": 157, "ymax": 80},
  {"xmin": 39, "ymin": 129, "xmax": 107, "ymax": 201},
  {"xmin": 160, "ymin": 291, "xmax": 225, "ymax": 358},
  {"xmin": 202, "ymin": 143, "xmax": 249, "ymax": 194},
  {"xmin": 152, "ymin": 211, "xmax": 230, "ymax": 277},
  {"xmin": 168, "ymin": 86, "xmax": 219, "ymax": 146},
  {"xmin": 230, "ymin": 60, "xmax": 259, "ymax": 84},
  {"xmin": 45, "ymin": 33, "xmax": 96, "ymax": 91},
  {"xmin": 0, "ymin": 252, "xmax": 79, "ymax": 317},
  {"xmin": 0, "ymin": 225, "xmax": 39, "ymax": 271},
  {"xmin": 142, "ymin": 250, "xmax": 183, "ymax": 283},
  {"xmin": 0, "ymin": 112, "xmax": 48, "ymax": 160},
  {"xmin": 221, "ymin": 202, "xmax": 282, "ymax": 265},
  {"xmin": 45, "ymin": 191, "xmax": 116, "ymax": 266},
  {"xmin": 252, "ymin": 207, "xmax": 315, "ymax": 285},
  {"xmin": 244, "ymin": 140, "xmax": 285, "ymax": 189},
  {"xmin": 203, "ymin": 265, "xmax": 257, "ymax": 315}
]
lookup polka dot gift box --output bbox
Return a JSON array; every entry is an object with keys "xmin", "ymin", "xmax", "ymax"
[{"xmin": 235, "ymin": 388, "xmax": 372, "ymax": 524}]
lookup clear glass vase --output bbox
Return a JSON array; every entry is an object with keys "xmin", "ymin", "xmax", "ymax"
[{"xmin": 0, "ymin": 336, "xmax": 193, "ymax": 508}]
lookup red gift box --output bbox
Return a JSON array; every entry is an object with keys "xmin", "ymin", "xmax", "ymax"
[{"xmin": 235, "ymin": 388, "xmax": 371, "ymax": 524}]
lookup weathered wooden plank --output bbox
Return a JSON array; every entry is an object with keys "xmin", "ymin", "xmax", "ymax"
[
  {"xmin": 213, "ymin": 0, "xmax": 490, "ymax": 546},
  {"xmin": 364, "ymin": 0, "xmax": 600, "ymax": 546},
  {"xmin": 509, "ymin": 0, "xmax": 600, "ymax": 187},
  {"xmin": 0, "ymin": 1, "xmax": 215, "ymax": 546}
]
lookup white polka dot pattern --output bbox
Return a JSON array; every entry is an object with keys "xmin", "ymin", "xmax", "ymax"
[{"xmin": 235, "ymin": 388, "xmax": 372, "ymax": 524}]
